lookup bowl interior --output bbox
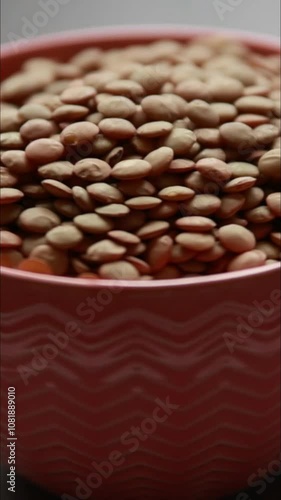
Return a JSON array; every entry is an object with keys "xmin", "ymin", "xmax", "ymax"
[{"xmin": 1, "ymin": 26, "xmax": 280, "ymax": 288}]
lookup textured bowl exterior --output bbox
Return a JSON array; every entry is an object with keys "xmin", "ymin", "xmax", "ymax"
[{"xmin": 1, "ymin": 27, "xmax": 280, "ymax": 500}]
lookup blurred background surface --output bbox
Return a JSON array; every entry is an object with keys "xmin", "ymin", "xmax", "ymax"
[{"xmin": 1, "ymin": 0, "xmax": 280, "ymax": 45}]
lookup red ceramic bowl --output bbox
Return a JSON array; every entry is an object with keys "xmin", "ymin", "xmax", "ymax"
[{"xmin": 1, "ymin": 26, "xmax": 280, "ymax": 500}]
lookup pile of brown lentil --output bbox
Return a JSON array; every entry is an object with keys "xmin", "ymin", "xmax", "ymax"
[{"xmin": 0, "ymin": 36, "xmax": 280, "ymax": 280}]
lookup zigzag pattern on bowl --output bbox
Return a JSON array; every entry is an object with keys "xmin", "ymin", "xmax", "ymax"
[{"xmin": 1, "ymin": 295, "xmax": 280, "ymax": 500}]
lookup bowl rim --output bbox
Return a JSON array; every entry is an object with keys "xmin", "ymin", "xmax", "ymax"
[
  {"xmin": 1, "ymin": 24, "xmax": 280, "ymax": 56},
  {"xmin": 1, "ymin": 25, "xmax": 280, "ymax": 289}
]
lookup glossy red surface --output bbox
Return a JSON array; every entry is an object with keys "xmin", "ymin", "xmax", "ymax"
[{"xmin": 1, "ymin": 26, "xmax": 280, "ymax": 500}]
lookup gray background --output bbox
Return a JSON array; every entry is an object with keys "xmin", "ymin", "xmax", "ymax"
[{"xmin": 0, "ymin": 0, "xmax": 280, "ymax": 45}]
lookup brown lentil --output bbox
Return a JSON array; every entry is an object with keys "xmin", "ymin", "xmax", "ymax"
[
  {"xmin": 86, "ymin": 183, "xmax": 123, "ymax": 205},
  {"xmin": 103, "ymin": 79, "xmax": 144, "ymax": 99},
  {"xmin": 142, "ymin": 94, "xmax": 187, "ymax": 122},
  {"xmin": 0, "ymin": 188, "xmax": 24, "ymax": 205},
  {"xmin": 38, "ymin": 161, "xmax": 73, "ymax": 181},
  {"xmin": 22, "ymin": 235, "xmax": 47, "ymax": 256},
  {"xmin": 86, "ymin": 239, "xmax": 126, "ymax": 262},
  {"xmin": 46, "ymin": 224, "xmax": 84, "ymax": 249},
  {"xmin": 99, "ymin": 118, "xmax": 136, "ymax": 139},
  {"xmin": 20, "ymin": 119, "xmax": 57, "ymax": 141},
  {"xmin": 42, "ymin": 180, "xmax": 72, "ymax": 199},
  {"xmin": 0, "ymin": 230, "xmax": 22, "ymax": 249},
  {"xmin": 187, "ymin": 100, "xmax": 220, "ymax": 127},
  {"xmin": 0, "ymin": 107, "xmax": 23, "ymax": 132},
  {"xmin": 52, "ymin": 105, "xmax": 89, "ymax": 122},
  {"xmin": 161, "ymin": 129, "xmax": 196, "ymax": 155},
  {"xmin": 125, "ymin": 196, "xmax": 162, "ymax": 210},
  {"xmin": 182, "ymin": 194, "xmax": 222, "ymax": 216},
  {"xmin": 159, "ymin": 186, "xmax": 195, "ymax": 202},
  {"xmin": 99, "ymin": 261, "xmax": 140, "ymax": 280},
  {"xmin": 229, "ymin": 162, "xmax": 259, "ymax": 178},
  {"xmin": 137, "ymin": 121, "xmax": 173, "ymax": 138},
  {"xmin": 258, "ymin": 149, "xmax": 280, "ymax": 180},
  {"xmin": 74, "ymin": 159, "xmax": 111, "ymax": 182},
  {"xmin": 126, "ymin": 256, "xmax": 151, "ymax": 275},
  {"xmin": 175, "ymin": 79, "xmax": 209, "ymax": 101},
  {"xmin": 18, "ymin": 103, "xmax": 52, "ymax": 121},
  {"xmin": 256, "ymin": 241, "xmax": 280, "ymax": 260},
  {"xmin": 195, "ymin": 128, "xmax": 221, "ymax": 148},
  {"xmin": 242, "ymin": 187, "xmax": 265, "ymax": 210},
  {"xmin": 0, "ymin": 250, "xmax": 23, "ymax": 268},
  {"xmin": 168, "ymin": 159, "xmax": 195, "ymax": 173},
  {"xmin": 176, "ymin": 216, "xmax": 216, "ymax": 232},
  {"xmin": 210, "ymin": 103, "xmax": 238, "ymax": 123},
  {"xmin": 220, "ymin": 122, "xmax": 256, "ymax": 148},
  {"xmin": 255, "ymin": 124, "xmax": 280, "ymax": 145},
  {"xmin": 74, "ymin": 213, "xmax": 113, "ymax": 234},
  {"xmin": 207, "ymin": 76, "xmax": 244, "ymax": 102},
  {"xmin": 144, "ymin": 147, "xmax": 174, "ymax": 177},
  {"xmin": 95, "ymin": 204, "xmax": 130, "ymax": 217},
  {"xmin": 235, "ymin": 113, "xmax": 270, "ymax": 127},
  {"xmin": 137, "ymin": 221, "xmax": 170, "ymax": 240},
  {"xmin": 30, "ymin": 244, "xmax": 68, "ymax": 275},
  {"xmin": 98, "ymin": 96, "xmax": 136, "ymax": 118},
  {"xmin": 60, "ymin": 122, "xmax": 99, "ymax": 146},
  {"xmin": 109, "ymin": 230, "xmax": 140, "ymax": 246},
  {"xmin": 218, "ymin": 224, "xmax": 256, "ymax": 253},
  {"xmin": 266, "ymin": 193, "xmax": 281, "ymax": 216},
  {"xmin": 235, "ymin": 96, "xmax": 274, "ymax": 114},
  {"xmin": 246, "ymin": 206, "xmax": 276, "ymax": 223},
  {"xmin": 194, "ymin": 148, "xmax": 227, "ymax": 162},
  {"xmin": 1, "ymin": 150, "xmax": 35, "ymax": 174},
  {"xmin": 0, "ymin": 167, "xmax": 18, "ymax": 188},
  {"xmin": 196, "ymin": 158, "xmax": 232, "ymax": 182},
  {"xmin": 60, "ymin": 85, "xmax": 97, "ymax": 105},
  {"xmin": 18, "ymin": 207, "xmax": 61, "ymax": 233},
  {"xmin": 227, "ymin": 250, "xmax": 266, "ymax": 272},
  {"xmin": 147, "ymin": 235, "xmax": 173, "ymax": 272},
  {"xmin": 105, "ymin": 146, "xmax": 124, "ymax": 166},
  {"xmin": 1, "ymin": 132, "xmax": 25, "ymax": 150},
  {"xmin": 176, "ymin": 232, "xmax": 215, "ymax": 252},
  {"xmin": 223, "ymin": 176, "xmax": 257, "ymax": 193},
  {"xmin": 72, "ymin": 186, "xmax": 96, "ymax": 211},
  {"xmin": 111, "ymin": 159, "xmax": 152, "ymax": 180},
  {"xmin": 25, "ymin": 138, "xmax": 64, "ymax": 164}
]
